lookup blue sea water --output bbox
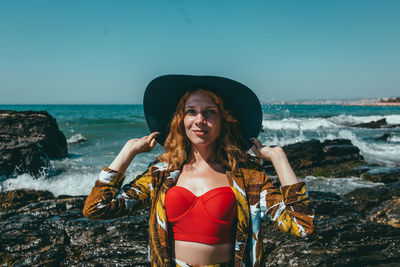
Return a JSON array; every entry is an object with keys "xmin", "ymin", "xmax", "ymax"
[{"xmin": 1, "ymin": 104, "xmax": 400, "ymax": 196}]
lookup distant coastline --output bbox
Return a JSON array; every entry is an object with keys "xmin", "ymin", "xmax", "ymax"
[
  {"xmin": 264, "ymin": 96, "xmax": 400, "ymax": 106},
  {"xmin": 344, "ymin": 102, "xmax": 400, "ymax": 107}
]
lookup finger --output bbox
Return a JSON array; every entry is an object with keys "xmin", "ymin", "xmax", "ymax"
[
  {"xmin": 250, "ymin": 144, "xmax": 256, "ymax": 153},
  {"xmin": 252, "ymin": 138, "xmax": 262, "ymax": 149},
  {"xmin": 147, "ymin": 132, "xmax": 160, "ymax": 141},
  {"xmin": 251, "ymin": 137, "xmax": 259, "ymax": 144},
  {"xmin": 149, "ymin": 138, "xmax": 157, "ymax": 148},
  {"xmin": 251, "ymin": 144, "xmax": 260, "ymax": 155}
]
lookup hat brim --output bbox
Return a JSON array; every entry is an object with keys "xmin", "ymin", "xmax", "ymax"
[{"xmin": 143, "ymin": 74, "xmax": 262, "ymax": 150}]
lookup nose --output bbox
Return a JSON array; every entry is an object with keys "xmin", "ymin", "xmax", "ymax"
[{"xmin": 194, "ymin": 112, "xmax": 207, "ymax": 124}]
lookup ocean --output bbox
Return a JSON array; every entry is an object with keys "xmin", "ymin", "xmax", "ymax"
[{"xmin": 1, "ymin": 104, "xmax": 400, "ymax": 196}]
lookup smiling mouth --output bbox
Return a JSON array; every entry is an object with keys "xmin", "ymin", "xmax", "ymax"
[{"xmin": 193, "ymin": 129, "xmax": 209, "ymax": 136}]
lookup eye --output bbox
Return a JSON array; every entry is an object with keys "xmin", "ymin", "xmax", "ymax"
[
  {"xmin": 206, "ymin": 109, "xmax": 217, "ymax": 115},
  {"xmin": 185, "ymin": 109, "xmax": 196, "ymax": 115}
]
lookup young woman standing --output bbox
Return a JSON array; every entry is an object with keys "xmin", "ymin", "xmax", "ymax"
[{"xmin": 83, "ymin": 75, "xmax": 314, "ymax": 266}]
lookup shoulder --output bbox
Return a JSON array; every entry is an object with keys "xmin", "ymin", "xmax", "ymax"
[
  {"xmin": 149, "ymin": 161, "xmax": 168, "ymax": 172},
  {"xmin": 237, "ymin": 156, "xmax": 263, "ymax": 173},
  {"xmin": 237, "ymin": 157, "xmax": 266, "ymax": 182},
  {"xmin": 148, "ymin": 161, "xmax": 182, "ymax": 177}
]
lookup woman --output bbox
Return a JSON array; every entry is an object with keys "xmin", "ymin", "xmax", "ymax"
[{"xmin": 83, "ymin": 75, "xmax": 314, "ymax": 266}]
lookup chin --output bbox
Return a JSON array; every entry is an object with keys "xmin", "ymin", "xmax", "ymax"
[{"xmin": 189, "ymin": 138, "xmax": 215, "ymax": 148}]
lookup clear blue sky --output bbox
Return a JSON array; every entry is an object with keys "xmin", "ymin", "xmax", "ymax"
[{"xmin": 1, "ymin": 0, "xmax": 399, "ymax": 104}]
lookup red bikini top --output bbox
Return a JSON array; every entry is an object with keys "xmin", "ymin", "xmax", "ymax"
[{"xmin": 165, "ymin": 186, "xmax": 237, "ymax": 244}]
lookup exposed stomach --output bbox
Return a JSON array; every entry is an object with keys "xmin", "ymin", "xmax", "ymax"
[{"xmin": 171, "ymin": 240, "xmax": 233, "ymax": 265}]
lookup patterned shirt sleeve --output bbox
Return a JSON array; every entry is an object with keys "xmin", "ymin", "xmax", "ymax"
[
  {"xmin": 260, "ymin": 176, "xmax": 315, "ymax": 237},
  {"xmin": 83, "ymin": 166, "xmax": 153, "ymax": 220}
]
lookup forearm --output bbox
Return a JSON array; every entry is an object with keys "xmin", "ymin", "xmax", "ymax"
[
  {"xmin": 272, "ymin": 182, "xmax": 315, "ymax": 236},
  {"xmin": 83, "ymin": 166, "xmax": 152, "ymax": 220},
  {"xmin": 84, "ymin": 134, "xmax": 158, "ymax": 220},
  {"xmin": 262, "ymin": 176, "xmax": 315, "ymax": 237},
  {"xmin": 269, "ymin": 147, "xmax": 298, "ymax": 186},
  {"xmin": 83, "ymin": 167, "xmax": 128, "ymax": 219},
  {"xmin": 108, "ymin": 133, "xmax": 158, "ymax": 174},
  {"xmin": 108, "ymin": 144, "xmax": 137, "ymax": 174}
]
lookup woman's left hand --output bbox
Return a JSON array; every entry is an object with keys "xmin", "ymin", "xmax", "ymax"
[
  {"xmin": 251, "ymin": 138, "xmax": 281, "ymax": 162},
  {"xmin": 251, "ymin": 138, "xmax": 299, "ymax": 186}
]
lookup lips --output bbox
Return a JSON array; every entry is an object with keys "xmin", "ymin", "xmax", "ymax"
[{"xmin": 192, "ymin": 129, "xmax": 209, "ymax": 136}]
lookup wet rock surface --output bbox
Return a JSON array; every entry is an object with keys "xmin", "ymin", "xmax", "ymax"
[
  {"xmin": 376, "ymin": 133, "xmax": 391, "ymax": 141},
  {"xmin": 262, "ymin": 182, "xmax": 400, "ymax": 266},
  {"xmin": 352, "ymin": 118, "xmax": 388, "ymax": 128},
  {"xmin": 351, "ymin": 118, "xmax": 400, "ymax": 129},
  {"xmin": 361, "ymin": 166, "xmax": 400, "ymax": 184},
  {"xmin": 0, "ymin": 110, "xmax": 67, "ymax": 177},
  {"xmin": 368, "ymin": 197, "xmax": 400, "ymax": 228},
  {"xmin": 0, "ymin": 190, "xmax": 149, "ymax": 266},
  {"xmin": 263, "ymin": 139, "xmax": 366, "ymax": 178},
  {"xmin": 262, "ymin": 138, "xmax": 400, "ymax": 183},
  {"xmin": 1, "ymin": 184, "xmax": 400, "ymax": 266}
]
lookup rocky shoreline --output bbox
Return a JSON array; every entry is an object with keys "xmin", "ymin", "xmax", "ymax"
[
  {"xmin": 1, "ymin": 182, "xmax": 399, "ymax": 266},
  {"xmin": 1, "ymin": 110, "xmax": 400, "ymax": 266}
]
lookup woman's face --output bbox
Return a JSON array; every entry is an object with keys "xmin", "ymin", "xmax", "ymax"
[{"xmin": 183, "ymin": 91, "xmax": 222, "ymax": 149}]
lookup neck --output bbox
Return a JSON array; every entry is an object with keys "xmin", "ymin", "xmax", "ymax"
[{"xmin": 188, "ymin": 144, "xmax": 217, "ymax": 165}]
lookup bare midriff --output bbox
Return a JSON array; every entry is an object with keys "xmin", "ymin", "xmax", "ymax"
[{"xmin": 172, "ymin": 240, "xmax": 233, "ymax": 265}]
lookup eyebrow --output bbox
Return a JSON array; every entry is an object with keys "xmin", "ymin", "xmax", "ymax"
[{"xmin": 184, "ymin": 105, "xmax": 217, "ymax": 109}]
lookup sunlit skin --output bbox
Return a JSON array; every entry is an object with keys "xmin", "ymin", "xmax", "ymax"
[
  {"xmin": 172, "ymin": 91, "xmax": 234, "ymax": 264},
  {"xmin": 183, "ymin": 91, "xmax": 221, "ymax": 152},
  {"xmin": 108, "ymin": 90, "xmax": 299, "ymax": 265}
]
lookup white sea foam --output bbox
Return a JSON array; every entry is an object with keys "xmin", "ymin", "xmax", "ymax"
[
  {"xmin": 303, "ymin": 176, "xmax": 382, "ymax": 195},
  {"xmin": 330, "ymin": 114, "xmax": 383, "ymax": 125},
  {"xmin": 0, "ymin": 173, "xmax": 96, "ymax": 196},
  {"xmin": 262, "ymin": 131, "xmax": 309, "ymax": 146},
  {"xmin": 388, "ymin": 135, "xmax": 400, "ymax": 142},
  {"xmin": 321, "ymin": 130, "xmax": 400, "ymax": 165},
  {"xmin": 1, "ymin": 168, "xmax": 384, "ymax": 197},
  {"xmin": 263, "ymin": 117, "xmax": 339, "ymax": 131},
  {"xmin": 67, "ymin": 134, "xmax": 87, "ymax": 144},
  {"xmin": 330, "ymin": 114, "xmax": 400, "ymax": 125},
  {"xmin": 386, "ymin": 114, "xmax": 400, "ymax": 124},
  {"xmin": 0, "ymin": 163, "xmax": 149, "ymax": 197},
  {"xmin": 263, "ymin": 114, "xmax": 400, "ymax": 131}
]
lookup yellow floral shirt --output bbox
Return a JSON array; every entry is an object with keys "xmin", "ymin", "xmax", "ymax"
[{"xmin": 83, "ymin": 162, "xmax": 315, "ymax": 266}]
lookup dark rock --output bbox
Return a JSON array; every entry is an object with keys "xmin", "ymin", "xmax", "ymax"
[
  {"xmin": 2, "ymin": 184, "xmax": 400, "ymax": 266},
  {"xmin": 0, "ymin": 110, "xmax": 67, "ymax": 177},
  {"xmin": 361, "ymin": 166, "xmax": 400, "ymax": 183},
  {"xmin": 263, "ymin": 139, "xmax": 398, "ymax": 183},
  {"xmin": 262, "ymin": 182, "xmax": 400, "ymax": 266},
  {"xmin": 377, "ymin": 133, "xmax": 391, "ymax": 141},
  {"xmin": 0, "ymin": 189, "xmax": 148, "ymax": 266},
  {"xmin": 309, "ymin": 191, "xmax": 355, "ymax": 218},
  {"xmin": 368, "ymin": 197, "xmax": 400, "ymax": 228},
  {"xmin": 352, "ymin": 118, "xmax": 387, "ymax": 128},
  {"xmin": 343, "ymin": 183, "xmax": 400, "ymax": 215},
  {"xmin": 0, "ymin": 189, "xmax": 54, "ymax": 211},
  {"xmin": 0, "ymin": 141, "xmax": 50, "ymax": 177},
  {"xmin": 263, "ymin": 139, "xmax": 365, "ymax": 178},
  {"xmin": 263, "ymin": 218, "xmax": 400, "ymax": 266}
]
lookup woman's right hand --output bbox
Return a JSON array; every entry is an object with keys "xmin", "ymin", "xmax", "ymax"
[
  {"xmin": 125, "ymin": 132, "xmax": 160, "ymax": 155},
  {"xmin": 108, "ymin": 132, "xmax": 159, "ymax": 174}
]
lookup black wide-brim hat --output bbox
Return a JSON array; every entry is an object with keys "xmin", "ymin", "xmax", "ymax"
[{"xmin": 143, "ymin": 74, "xmax": 262, "ymax": 149}]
